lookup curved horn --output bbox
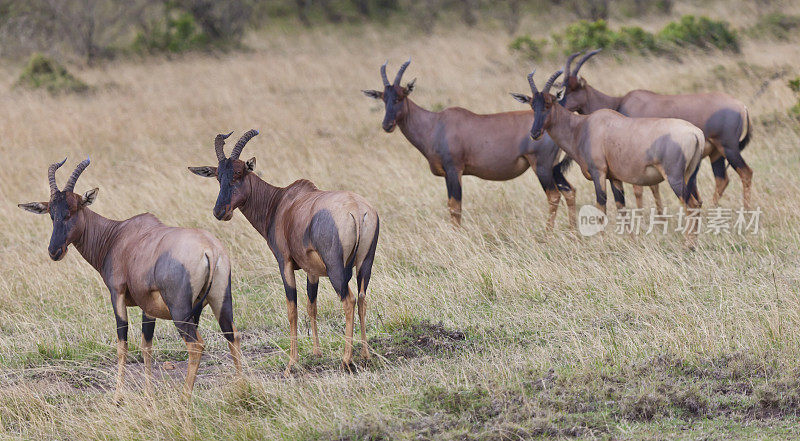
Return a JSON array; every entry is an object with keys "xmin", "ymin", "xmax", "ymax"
[
  {"xmin": 572, "ymin": 48, "xmax": 602, "ymax": 76},
  {"xmin": 215, "ymin": 131, "xmax": 233, "ymax": 162},
  {"xmin": 380, "ymin": 60, "xmax": 390, "ymax": 87},
  {"xmin": 48, "ymin": 157, "xmax": 67, "ymax": 195},
  {"xmin": 393, "ymin": 58, "xmax": 411, "ymax": 86},
  {"xmin": 544, "ymin": 69, "xmax": 563, "ymax": 94},
  {"xmin": 564, "ymin": 51, "xmax": 582, "ymax": 83},
  {"xmin": 527, "ymin": 69, "xmax": 538, "ymax": 94},
  {"xmin": 230, "ymin": 129, "xmax": 260, "ymax": 160},
  {"xmin": 64, "ymin": 157, "xmax": 90, "ymax": 192}
]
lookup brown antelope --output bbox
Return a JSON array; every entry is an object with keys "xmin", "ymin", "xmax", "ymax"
[
  {"xmin": 512, "ymin": 69, "xmax": 704, "ymax": 245},
  {"xmin": 18, "ymin": 158, "xmax": 241, "ymax": 401},
  {"xmin": 560, "ymin": 49, "xmax": 753, "ymax": 209},
  {"xmin": 362, "ymin": 59, "xmax": 577, "ymax": 229},
  {"xmin": 189, "ymin": 130, "xmax": 379, "ymax": 374}
]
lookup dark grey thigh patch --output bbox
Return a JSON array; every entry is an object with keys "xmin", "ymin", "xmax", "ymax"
[
  {"xmin": 648, "ymin": 134, "xmax": 688, "ymax": 200},
  {"xmin": 306, "ymin": 210, "xmax": 350, "ymax": 300},
  {"xmin": 647, "ymin": 134, "xmax": 686, "ymax": 174},
  {"xmin": 154, "ymin": 252, "xmax": 198, "ymax": 341},
  {"xmin": 704, "ymin": 108, "xmax": 742, "ymax": 146}
]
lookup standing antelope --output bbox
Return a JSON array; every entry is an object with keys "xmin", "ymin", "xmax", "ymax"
[
  {"xmin": 362, "ymin": 59, "xmax": 576, "ymax": 229},
  {"xmin": 189, "ymin": 130, "xmax": 379, "ymax": 374},
  {"xmin": 18, "ymin": 158, "xmax": 241, "ymax": 401},
  {"xmin": 560, "ymin": 49, "xmax": 753, "ymax": 209},
  {"xmin": 512, "ymin": 69, "xmax": 703, "ymax": 246}
]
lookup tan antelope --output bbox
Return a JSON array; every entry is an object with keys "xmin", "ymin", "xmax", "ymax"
[
  {"xmin": 512, "ymin": 69, "xmax": 704, "ymax": 245},
  {"xmin": 362, "ymin": 59, "xmax": 577, "ymax": 229},
  {"xmin": 18, "ymin": 158, "xmax": 241, "ymax": 401},
  {"xmin": 189, "ymin": 130, "xmax": 379, "ymax": 374},
  {"xmin": 560, "ymin": 49, "xmax": 753, "ymax": 209}
]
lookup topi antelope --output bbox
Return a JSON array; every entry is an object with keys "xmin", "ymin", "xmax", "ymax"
[
  {"xmin": 512, "ymin": 69, "xmax": 704, "ymax": 246},
  {"xmin": 18, "ymin": 158, "xmax": 241, "ymax": 401},
  {"xmin": 189, "ymin": 130, "xmax": 379, "ymax": 374},
  {"xmin": 560, "ymin": 49, "xmax": 753, "ymax": 209},
  {"xmin": 362, "ymin": 59, "xmax": 576, "ymax": 229}
]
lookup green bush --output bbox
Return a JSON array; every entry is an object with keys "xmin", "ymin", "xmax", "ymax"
[
  {"xmin": 558, "ymin": 20, "xmax": 619, "ymax": 53},
  {"xmin": 749, "ymin": 13, "xmax": 800, "ymax": 40},
  {"xmin": 789, "ymin": 78, "xmax": 800, "ymax": 119},
  {"xmin": 657, "ymin": 15, "xmax": 739, "ymax": 52},
  {"xmin": 132, "ymin": 12, "xmax": 210, "ymax": 54},
  {"xmin": 789, "ymin": 78, "xmax": 800, "ymax": 93},
  {"xmin": 509, "ymin": 35, "xmax": 547, "ymax": 60},
  {"xmin": 616, "ymin": 26, "xmax": 659, "ymax": 52},
  {"xmin": 15, "ymin": 53, "xmax": 88, "ymax": 94},
  {"xmin": 555, "ymin": 20, "xmax": 658, "ymax": 54}
]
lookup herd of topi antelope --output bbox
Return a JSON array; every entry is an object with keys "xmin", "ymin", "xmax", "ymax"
[{"xmin": 17, "ymin": 50, "xmax": 752, "ymax": 401}]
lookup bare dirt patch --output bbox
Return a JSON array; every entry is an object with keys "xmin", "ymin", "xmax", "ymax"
[{"xmin": 368, "ymin": 319, "xmax": 468, "ymax": 361}]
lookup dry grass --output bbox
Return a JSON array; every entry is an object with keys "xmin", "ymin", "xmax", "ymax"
[{"xmin": 2, "ymin": 5, "xmax": 800, "ymax": 439}]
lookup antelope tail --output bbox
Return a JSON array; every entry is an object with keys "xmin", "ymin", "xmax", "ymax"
[
  {"xmin": 739, "ymin": 107, "xmax": 752, "ymax": 151},
  {"xmin": 346, "ymin": 212, "xmax": 363, "ymax": 268},
  {"xmin": 188, "ymin": 252, "xmax": 215, "ymax": 324}
]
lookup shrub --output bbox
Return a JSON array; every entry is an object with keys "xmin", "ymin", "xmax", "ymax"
[
  {"xmin": 509, "ymin": 35, "xmax": 546, "ymax": 60},
  {"xmin": 133, "ymin": 12, "xmax": 209, "ymax": 54},
  {"xmin": 559, "ymin": 19, "xmax": 619, "ymax": 53},
  {"xmin": 789, "ymin": 78, "xmax": 800, "ymax": 119},
  {"xmin": 616, "ymin": 26, "xmax": 659, "ymax": 52},
  {"xmin": 789, "ymin": 78, "xmax": 800, "ymax": 93},
  {"xmin": 555, "ymin": 20, "xmax": 658, "ymax": 54},
  {"xmin": 748, "ymin": 12, "xmax": 800, "ymax": 40},
  {"xmin": 657, "ymin": 15, "xmax": 739, "ymax": 52},
  {"xmin": 15, "ymin": 53, "xmax": 88, "ymax": 94}
]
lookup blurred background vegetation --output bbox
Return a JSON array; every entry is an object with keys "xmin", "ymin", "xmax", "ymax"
[
  {"xmin": 3, "ymin": 0, "xmax": 800, "ymax": 107},
  {"xmin": 3, "ymin": 0, "xmax": 798, "ymax": 64}
]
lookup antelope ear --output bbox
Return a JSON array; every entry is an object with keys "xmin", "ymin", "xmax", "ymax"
[
  {"xmin": 245, "ymin": 157, "xmax": 256, "ymax": 172},
  {"xmin": 362, "ymin": 90, "xmax": 383, "ymax": 100},
  {"xmin": 18, "ymin": 201, "xmax": 49, "ymax": 214},
  {"xmin": 81, "ymin": 188, "xmax": 99, "ymax": 206},
  {"xmin": 510, "ymin": 93, "xmax": 532, "ymax": 104},
  {"xmin": 404, "ymin": 78, "xmax": 416, "ymax": 94},
  {"xmin": 555, "ymin": 89, "xmax": 565, "ymax": 101},
  {"xmin": 579, "ymin": 77, "xmax": 587, "ymax": 87},
  {"xmin": 188, "ymin": 166, "xmax": 217, "ymax": 178}
]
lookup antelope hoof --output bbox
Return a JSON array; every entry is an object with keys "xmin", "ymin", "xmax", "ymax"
[
  {"xmin": 341, "ymin": 359, "xmax": 354, "ymax": 372},
  {"xmin": 361, "ymin": 346, "xmax": 371, "ymax": 360},
  {"xmin": 113, "ymin": 392, "xmax": 123, "ymax": 406}
]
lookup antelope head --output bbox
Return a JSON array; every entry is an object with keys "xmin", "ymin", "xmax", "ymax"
[
  {"xmin": 18, "ymin": 157, "xmax": 98, "ymax": 261},
  {"xmin": 511, "ymin": 69, "xmax": 564, "ymax": 141},
  {"xmin": 362, "ymin": 58, "xmax": 416, "ymax": 133},
  {"xmin": 559, "ymin": 49, "xmax": 601, "ymax": 112},
  {"xmin": 189, "ymin": 129, "xmax": 259, "ymax": 221}
]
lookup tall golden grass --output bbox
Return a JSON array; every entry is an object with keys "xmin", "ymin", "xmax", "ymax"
[{"xmin": 1, "ymin": 4, "xmax": 800, "ymax": 438}]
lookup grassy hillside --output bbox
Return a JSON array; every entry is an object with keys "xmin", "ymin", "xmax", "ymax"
[{"xmin": 1, "ymin": 5, "xmax": 800, "ymax": 439}]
